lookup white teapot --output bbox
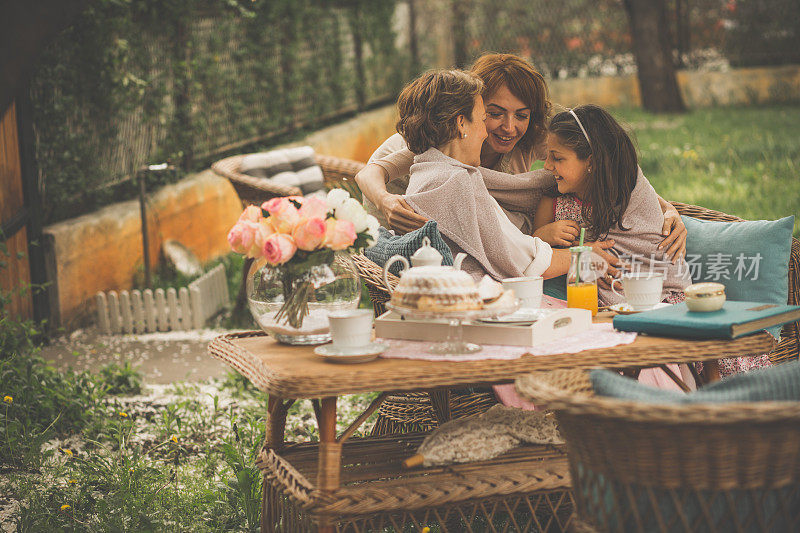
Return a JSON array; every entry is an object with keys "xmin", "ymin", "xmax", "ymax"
[{"xmin": 382, "ymin": 236, "xmax": 467, "ymax": 292}]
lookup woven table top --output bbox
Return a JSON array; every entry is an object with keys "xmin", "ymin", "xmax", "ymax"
[{"xmin": 208, "ymin": 317, "xmax": 775, "ymax": 398}]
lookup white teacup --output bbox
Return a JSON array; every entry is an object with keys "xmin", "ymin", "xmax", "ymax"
[
  {"xmin": 611, "ymin": 272, "xmax": 664, "ymax": 311},
  {"xmin": 328, "ymin": 309, "xmax": 374, "ymax": 349},
  {"xmin": 502, "ymin": 276, "xmax": 543, "ymax": 309}
]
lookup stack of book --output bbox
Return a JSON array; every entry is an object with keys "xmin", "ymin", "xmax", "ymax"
[{"xmin": 613, "ymin": 301, "xmax": 800, "ymax": 339}]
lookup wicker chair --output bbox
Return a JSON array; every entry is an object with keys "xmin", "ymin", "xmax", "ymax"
[
  {"xmin": 358, "ymin": 202, "xmax": 800, "ymax": 437},
  {"xmin": 516, "ymin": 368, "xmax": 800, "ymax": 532},
  {"xmin": 211, "ymin": 152, "xmax": 365, "ymax": 206}
]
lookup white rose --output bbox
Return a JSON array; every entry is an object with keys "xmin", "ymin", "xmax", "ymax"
[
  {"xmin": 365, "ymin": 224, "xmax": 380, "ymax": 247},
  {"xmin": 366, "ymin": 214, "xmax": 380, "ymax": 232},
  {"xmin": 326, "ymin": 188, "xmax": 350, "ymax": 211},
  {"xmin": 335, "ymin": 198, "xmax": 369, "ymax": 232}
]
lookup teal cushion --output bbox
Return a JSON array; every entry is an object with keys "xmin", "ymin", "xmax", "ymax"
[
  {"xmin": 682, "ymin": 215, "xmax": 794, "ymax": 337},
  {"xmin": 364, "ymin": 220, "xmax": 453, "ymax": 276},
  {"xmin": 590, "ymin": 360, "xmax": 800, "ymax": 404},
  {"xmin": 544, "ymin": 275, "xmax": 567, "ymax": 300}
]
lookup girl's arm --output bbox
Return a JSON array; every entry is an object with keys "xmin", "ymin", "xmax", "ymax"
[
  {"xmin": 531, "ymin": 196, "xmax": 581, "ymax": 247},
  {"xmin": 541, "ymin": 240, "xmax": 617, "ymax": 279},
  {"xmin": 532, "ymin": 196, "xmax": 555, "ymax": 232}
]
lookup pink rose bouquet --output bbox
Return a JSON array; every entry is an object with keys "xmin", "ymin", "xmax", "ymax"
[{"xmin": 228, "ymin": 190, "xmax": 379, "ymax": 328}]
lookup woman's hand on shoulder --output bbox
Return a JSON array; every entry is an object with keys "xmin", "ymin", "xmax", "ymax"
[
  {"xmin": 657, "ymin": 197, "xmax": 687, "ymax": 262},
  {"xmin": 381, "ymin": 194, "xmax": 428, "ymax": 234},
  {"xmin": 659, "ymin": 208, "xmax": 687, "ymax": 263},
  {"xmin": 534, "ymin": 220, "xmax": 580, "ymax": 247}
]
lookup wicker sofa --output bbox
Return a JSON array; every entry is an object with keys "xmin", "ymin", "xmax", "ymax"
[{"xmin": 516, "ymin": 368, "xmax": 800, "ymax": 532}]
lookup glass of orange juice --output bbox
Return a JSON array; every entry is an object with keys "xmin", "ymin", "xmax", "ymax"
[{"xmin": 567, "ymin": 245, "xmax": 598, "ymax": 316}]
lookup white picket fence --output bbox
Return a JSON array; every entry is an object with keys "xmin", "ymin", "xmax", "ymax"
[{"xmin": 95, "ymin": 264, "xmax": 229, "ymax": 334}]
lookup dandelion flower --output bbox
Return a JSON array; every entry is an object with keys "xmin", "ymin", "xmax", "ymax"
[
  {"xmin": 59, "ymin": 448, "xmax": 73, "ymax": 457},
  {"xmin": 61, "ymin": 504, "xmax": 71, "ymax": 511},
  {"xmin": 170, "ymin": 435, "xmax": 178, "ymax": 444},
  {"xmin": 68, "ymin": 479, "xmax": 77, "ymax": 485},
  {"xmin": 3, "ymin": 395, "xmax": 11, "ymax": 404},
  {"xmin": 422, "ymin": 528, "xmax": 430, "ymax": 533},
  {"xmin": 118, "ymin": 411, "xmax": 128, "ymax": 418}
]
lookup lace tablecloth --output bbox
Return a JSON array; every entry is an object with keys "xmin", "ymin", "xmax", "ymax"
[{"xmin": 378, "ymin": 322, "xmax": 637, "ymax": 362}]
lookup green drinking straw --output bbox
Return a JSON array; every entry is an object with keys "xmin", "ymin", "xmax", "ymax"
[{"xmin": 575, "ymin": 228, "xmax": 586, "ymax": 284}]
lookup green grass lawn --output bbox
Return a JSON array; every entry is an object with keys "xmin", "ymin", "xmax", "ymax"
[{"xmin": 619, "ymin": 104, "xmax": 800, "ymax": 238}]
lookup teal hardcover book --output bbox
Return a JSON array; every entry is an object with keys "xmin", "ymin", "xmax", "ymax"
[{"xmin": 612, "ymin": 301, "xmax": 800, "ymax": 339}]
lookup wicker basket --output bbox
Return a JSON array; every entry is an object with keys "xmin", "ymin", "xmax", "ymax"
[
  {"xmin": 516, "ymin": 369, "xmax": 800, "ymax": 533},
  {"xmin": 212, "ymin": 152, "xmax": 365, "ymax": 206},
  {"xmin": 258, "ymin": 431, "xmax": 574, "ymax": 532}
]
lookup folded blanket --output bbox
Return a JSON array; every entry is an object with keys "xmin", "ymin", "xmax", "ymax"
[
  {"xmin": 598, "ymin": 169, "xmax": 691, "ymax": 304},
  {"xmin": 405, "ymin": 149, "xmax": 553, "ymax": 280}
]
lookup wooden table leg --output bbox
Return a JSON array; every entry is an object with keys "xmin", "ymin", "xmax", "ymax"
[
  {"xmin": 262, "ymin": 396, "xmax": 291, "ymax": 533},
  {"xmin": 316, "ymin": 397, "xmax": 339, "ymax": 533},
  {"xmin": 703, "ymin": 360, "xmax": 722, "ymax": 383}
]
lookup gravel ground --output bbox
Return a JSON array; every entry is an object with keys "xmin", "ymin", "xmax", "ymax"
[{"xmin": 37, "ymin": 327, "xmax": 233, "ymax": 384}]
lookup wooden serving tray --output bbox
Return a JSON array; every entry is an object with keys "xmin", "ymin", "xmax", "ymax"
[{"xmin": 374, "ymin": 308, "xmax": 592, "ymax": 347}]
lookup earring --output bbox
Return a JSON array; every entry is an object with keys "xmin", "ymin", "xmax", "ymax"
[
  {"xmin": 462, "ymin": 133, "xmax": 467, "ymax": 138},
  {"xmin": 588, "ymin": 166, "xmax": 592, "ymax": 173}
]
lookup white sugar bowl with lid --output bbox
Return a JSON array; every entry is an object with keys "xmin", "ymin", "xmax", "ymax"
[
  {"xmin": 382, "ymin": 236, "xmax": 467, "ymax": 291},
  {"xmin": 684, "ymin": 282, "xmax": 726, "ymax": 312}
]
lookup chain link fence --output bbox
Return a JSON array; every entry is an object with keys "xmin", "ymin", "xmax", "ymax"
[
  {"xmin": 432, "ymin": 0, "xmax": 800, "ymax": 78},
  {"xmin": 28, "ymin": 0, "xmax": 798, "ymax": 225}
]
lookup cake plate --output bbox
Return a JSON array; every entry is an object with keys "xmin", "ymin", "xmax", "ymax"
[{"xmin": 386, "ymin": 301, "xmax": 519, "ymax": 355}]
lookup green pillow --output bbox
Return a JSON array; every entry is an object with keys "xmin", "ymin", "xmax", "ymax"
[
  {"xmin": 543, "ymin": 275, "xmax": 567, "ymax": 300},
  {"xmin": 364, "ymin": 220, "xmax": 453, "ymax": 276},
  {"xmin": 682, "ymin": 214, "xmax": 794, "ymax": 337}
]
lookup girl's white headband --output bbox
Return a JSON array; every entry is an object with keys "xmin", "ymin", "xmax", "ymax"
[{"xmin": 567, "ymin": 108, "xmax": 592, "ymax": 148}]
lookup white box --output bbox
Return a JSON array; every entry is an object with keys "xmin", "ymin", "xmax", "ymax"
[{"xmin": 375, "ymin": 308, "xmax": 591, "ymax": 347}]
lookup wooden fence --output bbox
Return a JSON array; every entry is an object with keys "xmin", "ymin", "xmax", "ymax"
[{"xmin": 0, "ymin": 102, "xmax": 33, "ymax": 321}]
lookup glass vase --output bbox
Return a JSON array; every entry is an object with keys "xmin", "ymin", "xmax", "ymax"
[{"xmin": 246, "ymin": 251, "xmax": 361, "ymax": 344}]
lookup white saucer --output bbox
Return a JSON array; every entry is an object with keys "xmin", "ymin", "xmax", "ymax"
[
  {"xmin": 313, "ymin": 342, "xmax": 387, "ymax": 363},
  {"xmin": 477, "ymin": 308, "xmax": 554, "ymax": 325},
  {"xmin": 608, "ymin": 302, "xmax": 672, "ymax": 315}
]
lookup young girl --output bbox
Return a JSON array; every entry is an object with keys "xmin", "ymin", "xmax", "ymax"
[
  {"xmin": 534, "ymin": 105, "xmax": 771, "ymax": 381},
  {"xmin": 533, "ymin": 105, "xmax": 696, "ymax": 390},
  {"xmin": 533, "ymin": 104, "xmax": 690, "ymax": 306}
]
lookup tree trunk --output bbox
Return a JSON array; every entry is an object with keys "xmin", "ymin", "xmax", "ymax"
[
  {"xmin": 623, "ymin": 0, "xmax": 686, "ymax": 113},
  {"xmin": 451, "ymin": 0, "xmax": 469, "ymax": 69}
]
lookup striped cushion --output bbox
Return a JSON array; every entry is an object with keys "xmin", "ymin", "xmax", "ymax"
[{"xmin": 240, "ymin": 146, "xmax": 324, "ymax": 195}]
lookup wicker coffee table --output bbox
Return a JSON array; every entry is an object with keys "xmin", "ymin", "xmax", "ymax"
[{"xmin": 208, "ymin": 324, "xmax": 774, "ymax": 532}]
